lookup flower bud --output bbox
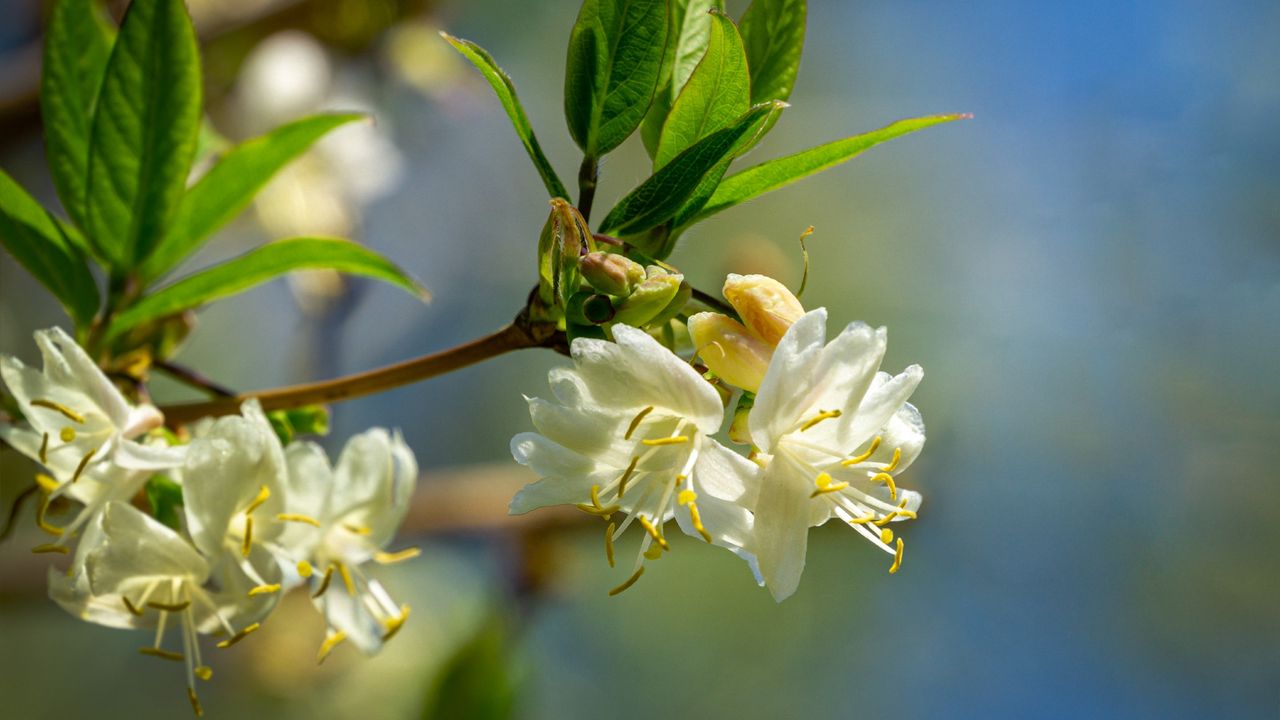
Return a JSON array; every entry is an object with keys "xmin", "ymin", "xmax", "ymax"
[
  {"xmin": 567, "ymin": 291, "xmax": 616, "ymax": 325},
  {"xmin": 580, "ymin": 252, "xmax": 646, "ymax": 297},
  {"xmin": 687, "ymin": 312, "xmax": 772, "ymax": 393},
  {"xmin": 723, "ymin": 273, "xmax": 804, "ymax": 346},
  {"xmin": 612, "ymin": 269, "xmax": 682, "ymax": 326}
]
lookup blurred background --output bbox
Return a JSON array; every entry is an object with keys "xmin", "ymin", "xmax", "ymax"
[{"xmin": 1, "ymin": 0, "xmax": 1278, "ymax": 717}]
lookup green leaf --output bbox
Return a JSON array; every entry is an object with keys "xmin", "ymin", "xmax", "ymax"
[
  {"xmin": 140, "ymin": 113, "xmax": 363, "ymax": 283},
  {"xmin": 145, "ymin": 475, "xmax": 183, "ymax": 530},
  {"xmin": 654, "ymin": 10, "xmax": 749, "ymax": 169},
  {"xmin": 85, "ymin": 0, "xmax": 202, "ymax": 269},
  {"xmin": 41, "ymin": 0, "xmax": 116, "ymax": 234},
  {"xmin": 421, "ymin": 611, "xmax": 519, "ymax": 720},
  {"xmin": 689, "ymin": 114, "xmax": 971, "ymax": 224},
  {"xmin": 267, "ymin": 406, "xmax": 330, "ymax": 445},
  {"xmin": 598, "ymin": 100, "xmax": 784, "ymax": 237},
  {"xmin": 564, "ymin": 0, "xmax": 670, "ymax": 157},
  {"xmin": 739, "ymin": 0, "xmax": 806, "ymax": 105},
  {"xmin": 0, "ymin": 170, "xmax": 99, "ymax": 326},
  {"xmin": 640, "ymin": 0, "xmax": 725, "ymax": 158},
  {"xmin": 109, "ymin": 238, "xmax": 429, "ymax": 337},
  {"xmin": 442, "ymin": 34, "xmax": 570, "ymax": 200}
]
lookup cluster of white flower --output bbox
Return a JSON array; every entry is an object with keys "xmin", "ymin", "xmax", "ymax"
[
  {"xmin": 511, "ymin": 274, "xmax": 926, "ymax": 601},
  {"xmin": 1, "ymin": 328, "xmax": 418, "ymax": 716}
]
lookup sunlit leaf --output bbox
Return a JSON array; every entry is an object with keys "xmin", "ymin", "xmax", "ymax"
[
  {"xmin": 654, "ymin": 11, "xmax": 749, "ymax": 169},
  {"xmin": 739, "ymin": 0, "xmax": 806, "ymax": 105},
  {"xmin": 640, "ymin": 0, "xmax": 725, "ymax": 158}
]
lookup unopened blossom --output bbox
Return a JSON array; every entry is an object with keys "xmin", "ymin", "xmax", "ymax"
[
  {"xmin": 744, "ymin": 309, "xmax": 926, "ymax": 601},
  {"xmin": 510, "ymin": 325, "xmax": 758, "ymax": 595},
  {"xmin": 687, "ymin": 312, "xmax": 773, "ymax": 393},
  {"xmin": 274, "ymin": 428, "xmax": 418, "ymax": 660},
  {"xmin": 722, "ymin": 273, "xmax": 805, "ymax": 346}
]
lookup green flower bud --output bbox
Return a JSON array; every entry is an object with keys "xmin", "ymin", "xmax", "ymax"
[
  {"xmin": 612, "ymin": 272, "xmax": 683, "ymax": 326},
  {"xmin": 580, "ymin": 252, "xmax": 646, "ymax": 296},
  {"xmin": 567, "ymin": 291, "xmax": 616, "ymax": 325}
]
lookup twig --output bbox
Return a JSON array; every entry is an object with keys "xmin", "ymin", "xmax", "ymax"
[{"xmin": 153, "ymin": 360, "xmax": 236, "ymax": 397}]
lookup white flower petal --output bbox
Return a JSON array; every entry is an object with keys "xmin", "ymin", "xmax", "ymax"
[
  {"xmin": 750, "ymin": 309, "xmax": 829, "ymax": 450},
  {"xmin": 751, "ymin": 453, "xmax": 817, "ymax": 602},
  {"xmin": 86, "ymin": 502, "xmax": 209, "ymax": 597},
  {"xmin": 841, "ymin": 366, "xmax": 924, "ymax": 449},
  {"xmin": 510, "ymin": 432, "xmax": 600, "ymax": 479},
  {"xmin": 36, "ymin": 327, "xmax": 133, "ymax": 429},
  {"xmin": 331, "ymin": 428, "xmax": 417, "ymax": 549},
  {"xmin": 314, "ymin": 581, "xmax": 387, "ymax": 655},
  {"xmin": 113, "ymin": 438, "xmax": 186, "ymax": 471}
]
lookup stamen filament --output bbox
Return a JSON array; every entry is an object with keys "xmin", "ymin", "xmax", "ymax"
[
  {"xmin": 607, "ymin": 566, "xmax": 645, "ymax": 596},
  {"xmin": 30, "ymin": 399, "xmax": 85, "ymax": 423},
  {"xmin": 625, "ymin": 406, "xmax": 654, "ymax": 440}
]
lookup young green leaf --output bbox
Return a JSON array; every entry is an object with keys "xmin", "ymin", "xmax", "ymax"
[
  {"xmin": 564, "ymin": 0, "xmax": 670, "ymax": 157},
  {"xmin": 442, "ymin": 33, "xmax": 570, "ymax": 200},
  {"xmin": 688, "ymin": 114, "xmax": 971, "ymax": 224},
  {"xmin": 140, "ymin": 113, "xmax": 364, "ymax": 283},
  {"xmin": 85, "ymin": 0, "xmax": 202, "ymax": 269},
  {"xmin": 654, "ymin": 10, "xmax": 749, "ymax": 169},
  {"xmin": 41, "ymin": 0, "xmax": 115, "ymax": 234},
  {"xmin": 108, "ymin": 238, "xmax": 429, "ymax": 338},
  {"xmin": 598, "ymin": 100, "xmax": 784, "ymax": 237},
  {"xmin": 739, "ymin": 0, "xmax": 807, "ymax": 105},
  {"xmin": 0, "ymin": 170, "xmax": 99, "ymax": 326},
  {"xmin": 640, "ymin": 0, "xmax": 725, "ymax": 158}
]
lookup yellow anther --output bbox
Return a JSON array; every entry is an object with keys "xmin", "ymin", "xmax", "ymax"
[
  {"xmin": 874, "ymin": 512, "xmax": 899, "ymax": 527},
  {"xmin": 188, "ymin": 687, "xmax": 204, "ymax": 718},
  {"xmin": 39, "ymin": 432, "xmax": 49, "ymax": 464},
  {"xmin": 276, "ymin": 513, "xmax": 322, "ymax": 527},
  {"xmin": 312, "ymin": 566, "xmax": 335, "ymax": 598},
  {"xmin": 36, "ymin": 496, "xmax": 64, "ymax": 536},
  {"xmin": 374, "ymin": 547, "xmax": 422, "ymax": 565},
  {"xmin": 889, "ymin": 538, "xmax": 905, "ymax": 574},
  {"xmin": 689, "ymin": 503, "xmax": 712, "ymax": 543},
  {"xmin": 216, "ymin": 623, "xmax": 261, "ymax": 649},
  {"xmin": 138, "ymin": 647, "xmax": 185, "ymax": 662},
  {"xmin": 625, "ymin": 406, "xmax": 654, "ymax": 440},
  {"xmin": 870, "ymin": 472, "xmax": 898, "ymax": 500},
  {"xmin": 60, "ymin": 426, "xmax": 76, "ymax": 443},
  {"xmin": 641, "ymin": 435, "xmax": 689, "ymax": 446},
  {"xmin": 841, "ymin": 436, "xmax": 883, "ymax": 466},
  {"xmin": 608, "ymin": 566, "xmax": 646, "ymax": 596},
  {"xmin": 35, "ymin": 473, "xmax": 59, "ymax": 493},
  {"xmin": 241, "ymin": 516, "xmax": 254, "ymax": 557},
  {"xmin": 244, "ymin": 485, "xmax": 271, "ymax": 515},
  {"xmin": 317, "ymin": 631, "xmax": 347, "ymax": 664},
  {"xmin": 195, "ymin": 666, "xmax": 213, "ymax": 681},
  {"xmin": 847, "ymin": 513, "xmax": 876, "ymax": 525},
  {"xmin": 675, "ymin": 473, "xmax": 686, "ymax": 485},
  {"xmin": 32, "ymin": 543, "xmax": 69, "ymax": 554},
  {"xmin": 880, "ymin": 527, "xmax": 894, "ymax": 545},
  {"xmin": 247, "ymin": 584, "xmax": 281, "ymax": 597},
  {"xmin": 644, "ymin": 544, "xmax": 664, "ymax": 560},
  {"xmin": 799, "ymin": 409, "xmax": 841, "ymax": 432},
  {"xmin": 342, "ymin": 523, "xmax": 372, "ymax": 536},
  {"xmin": 71, "ymin": 447, "xmax": 96, "ymax": 483},
  {"xmin": 337, "ymin": 562, "xmax": 356, "ymax": 595},
  {"xmin": 381, "ymin": 604, "xmax": 411, "ymax": 641},
  {"xmin": 637, "ymin": 515, "xmax": 668, "ymax": 550},
  {"xmin": 122, "ymin": 596, "xmax": 144, "ymax": 616},
  {"xmin": 30, "ymin": 399, "xmax": 85, "ymax": 424},
  {"xmin": 809, "ymin": 472, "xmax": 849, "ymax": 498},
  {"xmin": 604, "ymin": 522, "xmax": 617, "ymax": 567},
  {"xmin": 677, "ymin": 489, "xmax": 697, "ymax": 506},
  {"xmin": 148, "ymin": 600, "xmax": 192, "ymax": 612},
  {"xmin": 297, "ymin": 560, "xmax": 314, "ymax": 578},
  {"xmin": 576, "ymin": 484, "xmax": 620, "ymax": 517},
  {"xmin": 881, "ymin": 447, "xmax": 902, "ymax": 473},
  {"xmin": 617, "ymin": 456, "xmax": 639, "ymax": 498}
]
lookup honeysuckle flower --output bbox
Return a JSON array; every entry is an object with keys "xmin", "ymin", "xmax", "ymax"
[
  {"xmin": 722, "ymin": 273, "xmax": 805, "ymax": 346},
  {"xmin": 28, "ymin": 462, "xmax": 153, "ymax": 555},
  {"xmin": 744, "ymin": 308, "xmax": 926, "ymax": 602},
  {"xmin": 273, "ymin": 429, "xmax": 418, "ymax": 660},
  {"xmin": 83, "ymin": 501, "xmax": 280, "ymax": 716},
  {"xmin": 510, "ymin": 324, "xmax": 758, "ymax": 595},
  {"xmin": 687, "ymin": 311, "xmax": 773, "ymax": 393},
  {"xmin": 0, "ymin": 327, "xmax": 184, "ymax": 490}
]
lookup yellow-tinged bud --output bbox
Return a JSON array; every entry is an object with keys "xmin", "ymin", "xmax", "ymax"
[
  {"xmin": 612, "ymin": 268, "xmax": 683, "ymax": 326},
  {"xmin": 723, "ymin": 273, "xmax": 805, "ymax": 346},
  {"xmin": 688, "ymin": 312, "xmax": 772, "ymax": 393},
  {"xmin": 581, "ymin": 252, "xmax": 646, "ymax": 296}
]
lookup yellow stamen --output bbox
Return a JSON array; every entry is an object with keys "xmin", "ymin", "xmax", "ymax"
[
  {"xmin": 677, "ymin": 489, "xmax": 696, "ymax": 505},
  {"xmin": 895, "ymin": 497, "xmax": 918, "ymax": 520},
  {"xmin": 575, "ymin": 484, "xmax": 620, "ymax": 517},
  {"xmin": 847, "ymin": 513, "xmax": 876, "ymax": 525},
  {"xmin": 32, "ymin": 543, "xmax": 68, "ymax": 554},
  {"xmin": 241, "ymin": 516, "xmax": 254, "ymax": 557},
  {"xmin": 870, "ymin": 472, "xmax": 898, "ymax": 500},
  {"xmin": 641, "ymin": 435, "xmax": 689, "ymax": 446},
  {"xmin": 122, "ymin": 596, "xmax": 144, "ymax": 616},
  {"xmin": 841, "ymin": 436, "xmax": 883, "ymax": 466},
  {"xmin": 637, "ymin": 515, "xmax": 668, "ymax": 550},
  {"xmin": 809, "ymin": 472, "xmax": 849, "ymax": 498},
  {"xmin": 317, "ymin": 631, "xmax": 347, "ymax": 664},
  {"xmin": 643, "ymin": 544, "xmax": 664, "ymax": 560},
  {"xmin": 617, "ymin": 456, "xmax": 639, "ymax": 498},
  {"xmin": 604, "ymin": 522, "xmax": 616, "ymax": 567},
  {"xmin": 188, "ymin": 687, "xmax": 204, "ymax": 717},
  {"xmin": 881, "ymin": 447, "xmax": 902, "ymax": 473},
  {"xmin": 625, "ymin": 406, "xmax": 654, "ymax": 440},
  {"xmin": 36, "ymin": 497, "xmax": 63, "ymax": 536},
  {"xmin": 608, "ymin": 566, "xmax": 646, "ymax": 596},
  {"xmin": 874, "ymin": 512, "xmax": 899, "ymax": 527},
  {"xmin": 342, "ymin": 523, "xmax": 372, "ymax": 536},
  {"xmin": 247, "ymin": 584, "xmax": 281, "ymax": 597},
  {"xmin": 374, "ymin": 547, "xmax": 422, "ymax": 565},
  {"xmin": 312, "ymin": 566, "xmax": 334, "ymax": 598},
  {"xmin": 39, "ymin": 432, "xmax": 49, "ymax": 464},
  {"xmin": 30, "ymin": 399, "xmax": 85, "ymax": 423},
  {"xmin": 148, "ymin": 600, "xmax": 192, "ymax": 612},
  {"xmin": 276, "ymin": 513, "xmax": 322, "ymax": 527},
  {"xmin": 297, "ymin": 560, "xmax": 314, "ymax": 578},
  {"xmin": 677, "ymin": 489, "xmax": 711, "ymax": 542},
  {"xmin": 138, "ymin": 647, "xmax": 184, "ymax": 662},
  {"xmin": 35, "ymin": 473, "xmax": 59, "ymax": 493},
  {"xmin": 71, "ymin": 448, "xmax": 96, "ymax": 483},
  {"xmin": 880, "ymin": 528, "xmax": 894, "ymax": 545},
  {"xmin": 889, "ymin": 538, "xmax": 905, "ymax": 574},
  {"xmin": 195, "ymin": 666, "xmax": 213, "ymax": 681},
  {"xmin": 337, "ymin": 562, "xmax": 356, "ymax": 595},
  {"xmin": 216, "ymin": 623, "xmax": 261, "ymax": 649},
  {"xmin": 244, "ymin": 485, "xmax": 271, "ymax": 515},
  {"xmin": 381, "ymin": 605, "xmax": 411, "ymax": 641},
  {"xmin": 799, "ymin": 409, "xmax": 841, "ymax": 432},
  {"xmin": 59, "ymin": 426, "xmax": 76, "ymax": 442}
]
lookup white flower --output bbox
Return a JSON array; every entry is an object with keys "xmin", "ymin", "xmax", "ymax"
[
  {"xmin": 510, "ymin": 325, "xmax": 758, "ymax": 595},
  {"xmin": 274, "ymin": 428, "xmax": 418, "ymax": 660},
  {"xmin": 744, "ymin": 309, "xmax": 926, "ymax": 601}
]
